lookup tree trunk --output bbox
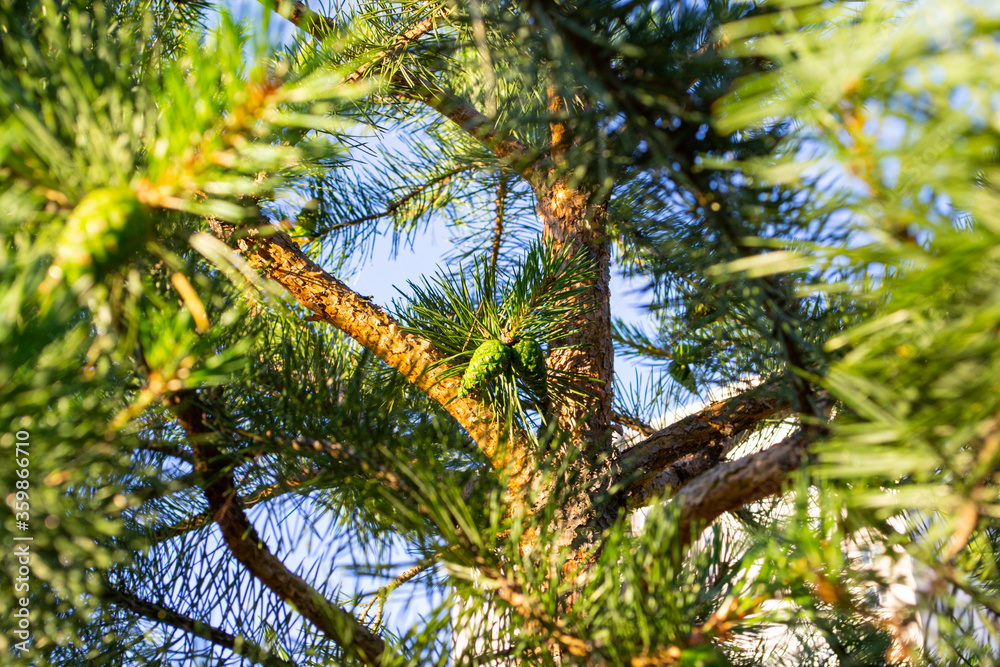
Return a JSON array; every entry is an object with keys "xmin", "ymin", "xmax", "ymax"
[
  {"xmin": 538, "ymin": 182, "xmax": 614, "ymax": 464},
  {"xmin": 531, "ymin": 90, "xmax": 617, "ymax": 556}
]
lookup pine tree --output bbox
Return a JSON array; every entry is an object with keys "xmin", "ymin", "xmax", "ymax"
[{"xmin": 2, "ymin": 0, "xmax": 1000, "ymax": 665}]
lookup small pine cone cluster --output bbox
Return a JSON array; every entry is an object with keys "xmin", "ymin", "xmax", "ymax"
[{"xmin": 460, "ymin": 336, "xmax": 547, "ymax": 398}]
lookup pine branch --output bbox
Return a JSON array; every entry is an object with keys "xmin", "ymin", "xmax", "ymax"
[
  {"xmin": 147, "ymin": 467, "xmax": 322, "ymax": 546},
  {"xmin": 469, "ymin": 0, "xmax": 497, "ymax": 117},
  {"xmin": 136, "ymin": 440, "xmax": 193, "ymax": 463},
  {"xmin": 618, "ymin": 387, "xmax": 788, "ymax": 505},
  {"xmin": 631, "ymin": 449, "xmax": 723, "ymax": 507},
  {"xmin": 342, "ymin": 3, "xmax": 453, "ymax": 85},
  {"xmin": 274, "ymin": 0, "xmax": 539, "ymax": 179},
  {"xmin": 490, "ymin": 173, "xmax": 506, "ymax": 270},
  {"xmin": 273, "ymin": 0, "xmax": 336, "ymax": 36},
  {"xmin": 400, "ymin": 72, "xmax": 538, "ymax": 178},
  {"xmin": 308, "ymin": 163, "xmax": 481, "ymax": 237},
  {"xmin": 208, "ymin": 218, "xmax": 535, "ymax": 498},
  {"xmin": 359, "ymin": 547, "xmax": 455, "ymax": 630},
  {"xmin": 677, "ymin": 158, "xmax": 825, "ymax": 420},
  {"xmin": 479, "ymin": 565, "xmax": 593, "ymax": 659},
  {"xmin": 256, "ymin": 432, "xmax": 410, "ymax": 495},
  {"xmin": 629, "ymin": 598, "xmax": 751, "ymax": 667},
  {"xmin": 167, "ymin": 389, "xmax": 388, "ymax": 664},
  {"xmin": 145, "ymin": 430, "xmax": 413, "ymax": 546},
  {"xmin": 610, "ymin": 410, "xmax": 654, "ymax": 437},
  {"xmin": 127, "ymin": 470, "xmax": 200, "ymax": 504},
  {"xmin": 106, "ymin": 587, "xmax": 296, "ymax": 667},
  {"xmin": 671, "ymin": 427, "xmax": 815, "ymax": 545}
]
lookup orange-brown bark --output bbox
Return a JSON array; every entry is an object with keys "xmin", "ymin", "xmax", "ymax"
[
  {"xmin": 208, "ymin": 220, "xmax": 534, "ymax": 497},
  {"xmin": 399, "ymin": 74, "xmax": 539, "ymax": 179},
  {"xmin": 495, "ymin": 86, "xmax": 615, "ymax": 567},
  {"xmin": 343, "ymin": 6, "xmax": 453, "ymax": 85},
  {"xmin": 537, "ymin": 182, "xmax": 614, "ymax": 460},
  {"xmin": 264, "ymin": 1, "xmax": 816, "ymax": 549},
  {"xmin": 537, "ymin": 87, "xmax": 614, "ymax": 465}
]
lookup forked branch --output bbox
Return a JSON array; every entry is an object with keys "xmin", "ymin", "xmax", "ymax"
[{"xmin": 619, "ymin": 386, "xmax": 788, "ymax": 505}]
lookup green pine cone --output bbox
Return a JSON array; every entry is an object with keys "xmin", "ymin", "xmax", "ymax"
[
  {"xmin": 669, "ymin": 341, "xmax": 696, "ymax": 392},
  {"xmin": 513, "ymin": 337, "xmax": 547, "ymax": 396},
  {"xmin": 55, "ymin": 187, "xmax": 150, "ymax": 286},
  {"xmin": 669, "ymin": 360, "xmax": 696, "ymax": 393},
  {"xmin": 460, "ymin": 339, "xmax": 511, "ymax": 394},
  {"xmin": 672, "ymin": 341, "xmax": 692, "ymax": 364}
]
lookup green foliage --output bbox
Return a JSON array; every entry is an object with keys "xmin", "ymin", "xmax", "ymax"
[
  {"xmin": 391, "ymin": 462, "xmax": 744, "ymax": 666},
  {"xmin": 716, "ymin": 0, "xmax": 1000, "ymax": 662},
  {"xmin": 401, "ymin": 241, "xmax": 594, "ymax": 354},
  {"xmin": 400, "ymin": 240, "xmax": 594, "ymax": 423},
  {"xmin": 6, "ymin": 0, "xmax": 1000, "ymax": 665},
  {"xmin": 0, "ymin": 0, "xmax": 360, "ymax": 663}
]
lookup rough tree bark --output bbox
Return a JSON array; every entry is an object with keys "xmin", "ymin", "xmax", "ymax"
[{"xmin": 538, "ymin": 89, "xmax": 615, "ymax": 456}]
